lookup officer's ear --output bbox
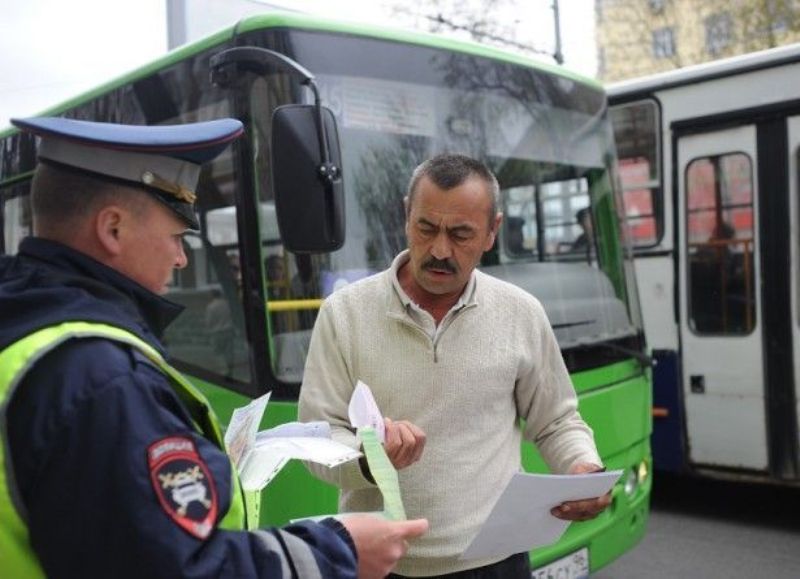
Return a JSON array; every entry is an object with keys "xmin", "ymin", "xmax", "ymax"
[{"xmin": 95, "ymin": 205, "xmax": 127, "ymax": 257}]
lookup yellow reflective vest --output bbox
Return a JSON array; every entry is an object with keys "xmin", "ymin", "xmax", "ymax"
[{"xmin": 0, "ymin": 321, "xmax": 256, "ymax": 578}]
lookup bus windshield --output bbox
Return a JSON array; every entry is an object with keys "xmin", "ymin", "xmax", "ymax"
[{"xmin": 246, "ymin": 30, "xmax": 642, "ymax": 377}]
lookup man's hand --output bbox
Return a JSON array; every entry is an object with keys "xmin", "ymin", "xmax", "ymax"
[
  {"xmin": 550, "ymin": 462, "xmax": 612, "ymax": 522},
  {"xmin": 342, "ymin": 516, "xmax": 429, "ymax": 579},
  {"xmin": 383, "ymin": 418, "xmax": 426, "ymax": 469}
]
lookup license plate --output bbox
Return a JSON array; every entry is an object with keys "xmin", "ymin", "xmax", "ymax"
[{"xmin": 530, "ymin": 547, "xmax": 589, "ymax": 579}]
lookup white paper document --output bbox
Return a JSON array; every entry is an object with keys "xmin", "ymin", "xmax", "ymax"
[
  {"xmin": 240, "ymin": 437, "xmax": 362, "ymax": 491},
  {"xmin": 256, "ymin": 421, "xmax": 331, "ymax": 441},
  {"xmin": 224, "ymin": 392, "xmax": 272, "ymax": 468},
  {"xmin": 460, "ymin": 470, "xmax": 623, "ymax": 560},
  {"xmin": 223, "ymin": 391, "xmax": 361, "ymax": 492},
  {"xmin": 348, "ymin": 380, "xmax": 385, "ymax": 443},
  {"xmin": 347, "ymin": 381, "xmax": 406, "ymax": 519}
]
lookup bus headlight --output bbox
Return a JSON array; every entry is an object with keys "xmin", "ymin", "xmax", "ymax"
[
  {"xmin": 623, "ymin": 468, "xmax": 638, "ymax": 496},
  {"xmin": 637, "ymin": 460, "xmax": 649, "ymax": 485}
]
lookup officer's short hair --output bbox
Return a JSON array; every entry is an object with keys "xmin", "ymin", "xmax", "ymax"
[{"xmin": 31, "ymin": 163, "xmax": 149, "ymax": 235}]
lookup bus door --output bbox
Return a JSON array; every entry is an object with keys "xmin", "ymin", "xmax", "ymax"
[
  {"xmin": 677, "ymin": 124, "xmax": 767, "ymax": 472},
  {"xmin": 790, "ymin": 115, "xmax": 800, "ymax": 477}
]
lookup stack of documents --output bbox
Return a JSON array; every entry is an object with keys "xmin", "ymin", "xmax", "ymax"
[{"xmin": 224, "ymin": 392, "xmax": 362, "ymax": 491}]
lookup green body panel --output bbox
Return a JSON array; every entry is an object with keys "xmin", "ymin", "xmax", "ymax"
[
  {"xmin": 578, "ymin": 372, "xmax": 652, "ymax": 456},
  {"xmin": 591, "ymin": 174, "xmax": 628, "ymax": 299},
  {"xmin": 571, "ymin": 359, "xmax": 643, "ymax": 393},
  {"xmin": 521, "ymin": 367, "xmax": 651, "ymax": 471}
]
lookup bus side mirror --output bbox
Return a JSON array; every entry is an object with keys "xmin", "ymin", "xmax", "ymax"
[{"xmin": 271, "ymin": 104, "xmax": 345, "ymax": 253}]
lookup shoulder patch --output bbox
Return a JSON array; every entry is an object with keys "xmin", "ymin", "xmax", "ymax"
[{"xmin": 147, "ymin": 436, "xmax": 218, "ymax": 539}]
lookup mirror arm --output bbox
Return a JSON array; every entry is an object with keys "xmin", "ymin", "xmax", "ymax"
[
  {"xmin": 305, "ymin": 78, "xmax": 339, "ymax": 185},
  {"xmin": 210, "ymin": 46, "xmax": 340, "ymax": 184}
]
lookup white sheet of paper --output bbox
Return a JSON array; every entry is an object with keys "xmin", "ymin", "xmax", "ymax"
[
  {"xmin": 348, "ymin": 380, "xmax": 385, "ymax": 443},
  {"xmin": 239, "ymin": 437, "xmax": 362, "ymax": 491},
  {"xmin": 256, "ymin": 421, "xmax": 331, "ymax": 441},
  {"xmin": 224, "ymin": 391, "xmax": 271, "ymax": 468},
  {"xmin": 460, "ymin": 470, "xmax": 623, "ymax": 560},
  {"xmin": 238, "ymin": 453, "xmax": 289, "ymax": 492}
]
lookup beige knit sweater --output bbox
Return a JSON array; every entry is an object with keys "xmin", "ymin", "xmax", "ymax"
[{"xmin": 298, "ymin": 251, "xmax": 601, "ymax": 576}]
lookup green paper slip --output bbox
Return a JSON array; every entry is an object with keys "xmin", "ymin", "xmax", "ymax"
[{"xmin": 360, "ymin": 426, "xmax": 407, "ymax": 520}]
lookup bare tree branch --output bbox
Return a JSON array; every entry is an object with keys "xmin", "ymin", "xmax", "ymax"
[{"xmin": 386, "ymin": 0, "xmax": 557, "ymax": 60}]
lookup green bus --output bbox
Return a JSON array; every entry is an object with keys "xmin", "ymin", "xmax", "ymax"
[{"xmin": 0, "ymin": 12, "xmax": 651, "ymax": 576}]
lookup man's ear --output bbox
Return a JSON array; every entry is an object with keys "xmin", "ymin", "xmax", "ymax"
[
  {"xmin": 404, "ymin": 196, "xmax": 411, "ymax": 236},
  {"xmin": 485, "ymin": 212, "xmax": 503, "ymax": 251},
  {"xmin": 95, "ymin": 205, "xmax": 126, "ymax": 257},
  {"xmin": 494, "ymin": 212, "xmax": 503, "ymax": 233}
]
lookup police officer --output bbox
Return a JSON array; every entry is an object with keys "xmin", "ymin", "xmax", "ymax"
[{"xmin": 0, "ymin": 117, "xmax": 427, "ymax": 579}]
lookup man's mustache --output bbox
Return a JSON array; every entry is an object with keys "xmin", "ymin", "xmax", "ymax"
[{"xmin": 422, "ymin": 257, "xmax": 458, "ymax": 273}]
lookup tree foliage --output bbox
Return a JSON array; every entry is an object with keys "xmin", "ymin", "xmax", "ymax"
[
  {"xmin": 737, "ymin": 0, "xmax": 800, "ymax": 52},
  {"xmin": 597, "ymin": 0, "xmax": 800, "ymax": 81}
]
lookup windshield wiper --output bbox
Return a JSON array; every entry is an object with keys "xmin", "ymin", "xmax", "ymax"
[
  {"xmin": 552, "ymin": 319, "xmax": 595, "ymax": 329},
  {"xmin": 568, "ymin": 338, "xmax": 653, "ymax": 368},
  {"xmin": 555, "ymin": 319, "xmax": 653, "ymax": 368}
]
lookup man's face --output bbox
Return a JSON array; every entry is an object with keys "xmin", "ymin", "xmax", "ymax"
[
  {"xmin": 405, "ymin": 175, "xmax": 499, "ymax": 298},
  {"xmin": 115, "ymin": 196, "xmax": 189, "ymax": 295}
]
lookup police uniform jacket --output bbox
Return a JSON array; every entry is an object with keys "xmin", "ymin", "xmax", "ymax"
[{"xmin": 0, "ymin": 237, "xmax": 357, "ymax": 578}]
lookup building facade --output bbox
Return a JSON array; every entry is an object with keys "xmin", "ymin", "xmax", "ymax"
[{"xmin": 595, "ymin": 0, "xmax": 800, "ymax": 81}]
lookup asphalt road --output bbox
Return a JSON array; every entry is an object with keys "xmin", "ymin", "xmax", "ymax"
[{"xmin": 592, "ymin": 472, "xmax": 800, "ymax": 578}]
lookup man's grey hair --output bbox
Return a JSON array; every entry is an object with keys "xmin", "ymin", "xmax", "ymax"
[{"xmin": 406, "ymin": 153, "xmax": 500, "ymax": 226}]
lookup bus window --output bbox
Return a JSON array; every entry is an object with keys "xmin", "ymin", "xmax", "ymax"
[
  {"xmin": 163, "ymin": 143, "xmax": 256, "ymax": 390},
  {"xmin": 610, "ymin": 100, "xmax": 661, "ymax": 247},
  {"xmin": 1, "ymin": 181, "xmax": 32, "ymax": 254},
  {"xmin": 686, "ymin": 152, "xmax": 755, "ymax": 334},
  {"xmin": 500, "ymin": 177, "xmax": 593, "ymax": 260},
  {"xmin": 544, "ymin": 178, "xmax": 593, "ymax": 260}
]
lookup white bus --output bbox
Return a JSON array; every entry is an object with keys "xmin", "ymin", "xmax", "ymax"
[{"xmin": 608, "ymin": 43, "xmax": 800, "ymax": 485}]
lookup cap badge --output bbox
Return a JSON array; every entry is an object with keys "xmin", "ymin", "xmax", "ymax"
[{"xmin": 141, "ymin": 171, "xmax": 197, "ymax": 204}]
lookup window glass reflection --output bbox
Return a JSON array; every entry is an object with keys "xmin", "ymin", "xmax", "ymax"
[
  {"xmin": 686, "ymin": 153, "xmax": 755, "ymax": 334},
  {"xmin": 610, "ymin": 100, "xmax": 661, "ymax": 247}
]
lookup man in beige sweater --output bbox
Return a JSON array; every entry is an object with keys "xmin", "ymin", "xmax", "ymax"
[{"xmin": 299, "ymin": 154, "xmax": 610, "ymax": 578}]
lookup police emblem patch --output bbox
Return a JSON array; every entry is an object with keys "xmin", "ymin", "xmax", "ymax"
[{"xmin": 148, "ymin": 436, "xmax": 218, "ymax": 539}]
